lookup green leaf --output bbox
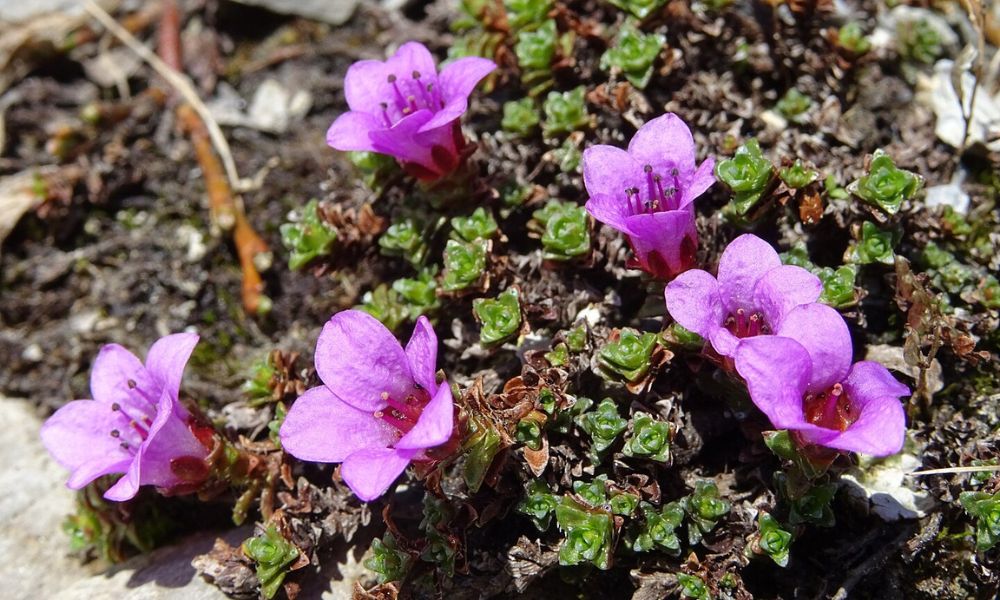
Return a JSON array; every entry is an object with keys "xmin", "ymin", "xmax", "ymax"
[
  {"xmin": 543, "ymin": 86, "xmax": 591, "ymax": 137},
  {"xmin": 242, "ymin": 525, "xmax": 299, "ymax": 599},
  {"xmin": 630, "ymin": 501, "xmax": 683, "ymax": 554},
  {"xmin": 515, "ymin": 418, "xmax": 543, "ymax": 450},
  {"xmin": 534, "ymin": 200, "xmax": 590, "ymax": 260},
  {"xmin": 677, "ymin": 573, "xmax": 711, "ymax": 600},
  {"xmin": 364, "ymin": 533, "xmax": 411, "ymax": 584},
  {"xmin": 775, "ymin": 88, "xmax": 812, "ymax": 122},
  {"xmin": 755, "ymin": 512, "xmax": 792, "ymax": 567},
  {"xmin": 960, "ymin": 491, "xmax": 1000, "ymax": 551},
  {"xmin": 600, "ymin": 24, "xmax": 665, "ymax": 89},
  {"xmin": 451, "ymin": 207, "xmax": 498, "ymax": 242},
  {"xmin": 837, "ymin": 22, "xmax": 871, "ymax": 54},
  {"xmin": 578, "ymin": 398, "xmax": 628, "ymax": 454},
  {"xmin": 516, "ymin": 19, "xmax": 557, "ymax": 70},
  {"xmin": 597, "ymin": 328, "xmax": 658, "ymax": 383},
  {"xmin": 359, "ymin": 284, "xmax": 408, "ymax": 331},
  {"xmin": 504, "ymin": 0, "xmax": 553, "ymax": 30},
  {"xmin": 392, "ymin": 267, "xmax": 440, "ymax": 320},
  {"xmin": 441, "ymin": 239, "xmax": 487, "ymax": 292},
  {"xmin": 778, "ymin": 160, "xmax": 819, "ymax": 189},
  {"xmin": 848, "ymin": 221, "xmax": 896, "ymax": 265},
  {"xmin": 462, "ymin": 415, "xmax": 504, "ymax": 493},
  {"xmin": 473, "ymin": 288, "xmax": 522, "ymax": 346},
  {"xmin": 898, "ymin": 18, "xmax": 943, "ymax": 64},
  {"xmin": 279, "ymin": 199, "xmax": 337, "ymax": 271},
  {"xmin": 605, "ymin": 0, "xmax": 668, "ymax": 20},
  {"xmin": 848, "ymin": 150, "xmax": 922, "ymax": 215},
  {"xmin": 623, "ymin": 412, "xmax": 671, "ymax": 462},
  {"xmin": 555, "ymin": 496, "xmax": 614, "ymax": 570},
  {"xmin": 715, "ymin": 138, "xmax": 774, "ymax": 216},
  {"xmin": 683, "ymin": 480, "xmax": 730, "ymax": 545},
  {"xmin": 518, "ymin": 480, "xmax": 559, "ymax": 530},
  {"xmin": 502, "ymin": 97, "xmax": 541, "ymax": 136},
  {"xmin": 379, "ymin": 218, "xmax": 429, "ymax": 267}
]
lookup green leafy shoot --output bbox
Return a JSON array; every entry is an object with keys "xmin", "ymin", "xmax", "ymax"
[
  {"xmin": 473, "ymin": 288, "xmax": 522, "ymax": 346},
  {"xmin": 554, "ymin": 496, "xmax": 614, "ymax": 569},
  {"xmin": 242, "ymin": 525, "xmax": 299, "ymax": 599},
  {"xmin": 715, "ymin": 138, "xmax": 774, "ymax": 216},
  {"xmin": 578, "ymin": 398, "xmax": 628, "ymax": 456},
  {"xmin": 451, "ymin": 207, "xmax": 498, "ymax": 242},
  {"xmin": 848, "ymin": 221, "xmax": 896, "ymax": 265},
  {"xmin": 623, "ymin": 412, "xmax": 671, "ymax": 462},
  {"xmin": 630, "ymin": 501, "xmax": 684, "ymax": 554},
  {"xmin": 518, "ymin": 480, "xmax": 560, "ymax": 530},
  {"xmin": 775, "ymin": 88, "xmax": 812, "ymax": 123},
  {"xmin": 364, "ymin": 533, "xmax": 411, "ymax": 584},
  {"xmin": 600, "ymin": 24, "xmax": 665, "ymax": 89},
  {"xmin": 960, "ymin": 490, "xmax": 1000, "ymax": 551},
  {"xmin": 280, "ymin": 199, "xmax": 337, "ymax": 271},
  {"xmin": 837, "ymin": 22, "xmax": 871, "ymax": 55},
  {"xmin": 606, "ymin": 0, "xmax": 668, "ymax": 20},
  {"xmin": 683, "ymin": 480, "xmax": 731, "ymax": 545},
  {"xmin": 597, "ymin": 328, "xmax": 658, "ymax": 384},
  {"xmin": 543, "ymin": 86, "xmax": 591, "ymax": 137},
  {"xmin": 779, "ymin": 160, "xmax": 819, "ymax": 189},
  {"xmin": 752, "ymin": 512, "xmax": 792, "ymax": 567},
  {"xmin": 441, "ymin": 239, "xmax": 488, "ymax": 292},
  {"xmin": 379, "ymin": 218, "xmax": 430, "ymax": 267},
  {"xmin": 502, "ymin": 98, "xmax": 541, "ymax": 136},
  {"xmin": 848, "ymin": 149, "xmax": 922, "ymax": 215},
  {"xmin": 533, "ymin": 200, "xmax": 591, "ymax": 260},
  {"xmin": 677, "ymin": 573, "xmax": 711, "ymax": 600}
]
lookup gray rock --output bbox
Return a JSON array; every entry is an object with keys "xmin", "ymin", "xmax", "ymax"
[{"xmin": 227, "ymin": 0, "xmax": 360, "ymax": 25}]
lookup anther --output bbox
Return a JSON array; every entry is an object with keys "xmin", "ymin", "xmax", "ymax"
[
  {"xmin": 127, "ymin": 379, "xmax": 137, "ymax": 389},
  {"xmin": 111, "ymin": 403, "xmax": 121, "ymax": 411},
  {"xmin": 387, "ymin": 74, "xmax": 397, "ymax": 83},
  {"xmin": 110, "ymin": 429, "xmax": 120, "ymax": 438},
  {"xmin": 412, "ymin": 70, "xmax": 421, "ymax": 79},
  {"xmin": 643, "ymin": 164, "xmax": 653, "ymax": 173}
]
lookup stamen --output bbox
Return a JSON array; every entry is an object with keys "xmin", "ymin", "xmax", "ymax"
[
  {"xmin": 127, "ymin": 379, "xmax": 137, "ymax": 389},
  {"xmin": 803, "ymin": 383, "xmax": 856, "ymax": 431},
  {"xmin": 110, "ymin": 429, "xmax": 120, "ymax": 438},
  {"xmin": 387, "ymin": 74, "xmax": 407, "ymax": 111},
  {"xmin": 412, "ymin": 70, "xmax": 421, "ymax": 79}
]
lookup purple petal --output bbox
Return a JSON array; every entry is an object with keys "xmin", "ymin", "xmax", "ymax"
[
  {"xmin": 664, "ymin": 269, "xmax": 724, "ymax": 340},
  {"xmin": 326, "ymin": 111, "xmax": 381, "ymax": 152},
  {"xmin": 343, "ymin": 59, "xmax": 391, "ymax": 114},
  {"xmin": 582, "ymin": 145, "xmax": 642, "ymax": 203},
  {"xmin": 626, "ymin": 113, "xmax": 696, "ymax": 174},
  {"xmin": 420, "ymin": 57, "xmax": 495, "ymax": 132},
  {"xmin": 405, "ymin": 316, "xmax": 439, "ymax": 393},
  {"xmin": 341, "ymin": 446, "xmax": 416, "ymax": 501},
  {"xmin": 842, "ymin": 361, "xmax": 911, "ymax": 401},
  {"xmin": 315, "ymin": 310, "xmax": 413, "ymax": 412},
  {"xmin": 799, "ymin": 387, "xmax": 906, "ymax": 456},
  {"xmin": 709, "ymin": 328, "xmax": 740, "ymax": 357},
  {"xmin": 395, "ymin": 383, "xmax": 454, "ymax": 450},
  {"xmin": 368, "ymin": 109, "xmax": 438, "ymax": 166},
  {"xmin": 89, "ymin": 344, "xmax": 156, "ymax": 408},
  {"xmin": 624, "ymin": 208, "xmax": 697, "ymax": 274},
  {"xmin": 717, "ymin": 234, "xmax": 782, "ymax": 312},
  {"xmin": 144, "ymin": 332, "xmax": 198, "ymax": 402},
  {"xmin": 280, "ymin": 386, "xmax": 397, "ymax": 463},
  {"xmin": 106, "ymin": 389, "xmax": 208, "ymax": 501},
  {"xmin": 40, "ymin": 400, "xmax": 133, "ymax": 488},
  {"xmin": 776, "ymin": 304, "xmax": 852, "ymax": 393},
  {"xmin": 585, "ymin": 193, "xmax": 629, "ymax": 232},
  {"xmin": 679, "ymin": 157, "xmax": 716, "ymax": 209},
  {"xmin": 386, "ymin": 41, "xmax": 438, "ymax": 81},
  {"xmin": 734, "ymin": 336, "xmax": 812, "ymax": 429},
  {"xmin": 752, "ymin": 265, "xmax": 822, "ymax": 329}
]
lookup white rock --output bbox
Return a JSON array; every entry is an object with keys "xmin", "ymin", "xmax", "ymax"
[
  {"xmin": 226, "ymin": 0, "xmax": 360, "ymax": 26},
  {"xmin": 917, "ymin": 59, "xmax": 1000, "ymax": 152},
  {"xmin": 841, "ymin": 451, "xmax": 936, "ymax": 521}
]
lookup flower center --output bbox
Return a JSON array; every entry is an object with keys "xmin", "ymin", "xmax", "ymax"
[
  {"xmin": 378, "ymin": 71, "xmax": 444, "ymax": 127},
  {"xmin": 724, "ymin": 308, "xmax": 769, "ymax": 338},
  {"xmin": 374, "ymin": 386, "xmax": 432, "ymax": 435},
  {"xmin": 623, "ymin": 164, "xmax": 682, "ymax": 215},
  {"xmin": 108, "ymin": 379, "xmax": 157, "ymax": 453},
  {"xmin": 803, "ymin": 383, "xmax": 858, "ymax": 432}
]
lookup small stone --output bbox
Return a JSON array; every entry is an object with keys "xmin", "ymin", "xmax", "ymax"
[{"xmin": 226, "ymin": 0, "xmax": 360, "ymax": 26}]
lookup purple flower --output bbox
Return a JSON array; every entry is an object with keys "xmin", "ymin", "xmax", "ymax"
[
  {"xmin": 734, "ymin": 303, "xmax": 910, "ymax": 456},
  {"xmin": 664, "ymin": 234, "xmax": 823, "ymax": 360},
  {"xmin": 279, "ymin": 310, "xmax": 454, "ymax": 501},
  {"xmin": 326, "ymin": 41, "xmax": 496, "ymax": 181},
  {"xmin": 583, "ymin": 113, "xmax": 716, "ymax": 279},
  {"xmin": 41, "ymin": 333, "xmax": 210, "ymax": 501}
]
